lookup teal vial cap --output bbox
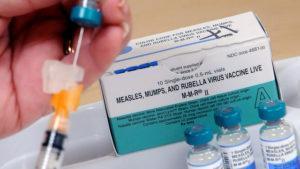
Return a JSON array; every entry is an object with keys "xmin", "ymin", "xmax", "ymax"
[
  {"xmin": 71, "ymin": 5, "xmax": 102, "ymax": 27},
  {"xmin": 258, "ymin": 100, "xmax": 286, "ymax": 121},
  {"xmin": 214, "ymin": 107, "xmax": 241, "ymax": 128},
  {"xmin": 184, "ymin": 124, "xmax": 213, "ymax": 146}
]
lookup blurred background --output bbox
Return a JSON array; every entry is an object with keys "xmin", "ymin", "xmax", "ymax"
[{"xmin": 81, "ymin": 0, "xmax": 300, "ymax": 104}]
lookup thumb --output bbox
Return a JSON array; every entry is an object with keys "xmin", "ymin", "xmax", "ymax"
[{"xmin": 0, "ymin": 0, "xmax": 63, "ymax": 17}]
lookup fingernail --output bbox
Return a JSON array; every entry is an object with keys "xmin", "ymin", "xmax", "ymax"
[
  {"xmin": 118, "ymin": 0, "xmax": 128, "ymax": 14},
  {"xmin": 118, "ymin": 0, "xmax": 126, "ymax": 8},
  {"xmin": 122, "ymin": 22, "xmax": 130, "ymax": 39}
]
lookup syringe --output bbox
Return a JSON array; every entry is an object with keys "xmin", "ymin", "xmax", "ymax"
[
  {"xmin": 36, "ymin": 85, "xmax": 83, "ymax": 169},
  {"xmin": 36, "ymin": 1, "xmax": 102, "ymax": 168}
]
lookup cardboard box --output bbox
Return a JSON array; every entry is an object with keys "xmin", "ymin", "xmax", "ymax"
[{"xmin": 100, "ymin": 12, "xmax": 280, "ymax": 155}]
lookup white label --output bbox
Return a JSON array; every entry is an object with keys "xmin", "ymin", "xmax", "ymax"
[
  {"xmin": 260, "ymin": 135, "xmax": 298, "ymax": 169},
  {"xmin": 188, "ymin": 158, "xmax": 224, "ymax": 169},
  {"xmin": 220, "ymin": 139, "xmax": 256, "ymax": 169},
  {"xmin": 102, "ymin": 38, "xmax": 274, "ymax": 118}
]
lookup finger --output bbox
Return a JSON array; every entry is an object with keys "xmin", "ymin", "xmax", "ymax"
[
  {"xmin": 86, "ymin": 0, "xmax": 132, "ymax": 77},
  {"xmin": 101, "ymin": 0, "xmax": 130, "ymax": 24},
  {"xmin": 0, "ymin": 17, "xmax": 10, "ymax": 58},
  {"xmin": 0, "ymin": 20, "xmax": 9, "ymax": 56},
  {"xmin": 0, "ymin": 17, "xmax": 9, "ymax": 36},
  {"xmin": 10, "ymin": 4, "xmax": 68, "ymax": 40},
  {"xmin": 62, "ymin": 0, "xmax": 131, "ymax": 86},
  {"xmin": 101, "ymin": 0, "xmax": 132, "ymax": 44},
  {"xmin": 62, "ymin": 26, "xmax": 124, "ymax": 86},
  {"xmin": 101, "ymin": 0, "xmax": 132, "ymax": 43},
  {"xmin": 0, "ymin": 0, "xmax": 62, "ymax": 17}
]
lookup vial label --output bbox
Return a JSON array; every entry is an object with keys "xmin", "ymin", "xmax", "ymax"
[
  {"xmin": 188, "ymin": 158, "xmax": 224, "ymax": 169},
  {"xmin": 260, "ymin": 134, "xmax": 299, "ymax": 169},
  {"xmin": 220, "ymin": 139, "xmax": 256, "ymax": 169}
]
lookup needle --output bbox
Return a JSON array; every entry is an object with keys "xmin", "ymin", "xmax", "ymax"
[{"xmin": 73, "ymin": 27, "xmax": 85, "ymax": 67}]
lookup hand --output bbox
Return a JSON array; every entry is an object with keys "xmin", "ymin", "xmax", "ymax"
[{"xmin": 0, "ymin": 0, "xmax": 131, "ymax": 137}]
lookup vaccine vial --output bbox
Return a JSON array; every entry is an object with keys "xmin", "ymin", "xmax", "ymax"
[
  {"xmin": 214, "ymin": 107, "xmax": 256, "ymax": 169},
  {"xmin": 258, "ymin": 100, "xmax": 299, "ymax": 169},
  {"xmin": 71, "ymin": 0, "xmax": 102, "ymax": 27},
  {"xmin": 184, "ymin": 124, "xmax": 224, "ymax": 169}
]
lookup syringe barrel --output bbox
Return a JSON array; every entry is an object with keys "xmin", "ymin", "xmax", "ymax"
[{"xmin": 36, "ymin": 130, "xmax": 67, "ymax": 169}]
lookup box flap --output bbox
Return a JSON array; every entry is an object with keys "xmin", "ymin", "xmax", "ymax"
[{"xmin": 104, "ymin": 12, "xmax": 267, "ymax": 74}]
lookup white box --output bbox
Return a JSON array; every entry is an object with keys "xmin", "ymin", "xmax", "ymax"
[{"xmin": 100, "ymin": 12, "xmax": 280, "ymax": 155}]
